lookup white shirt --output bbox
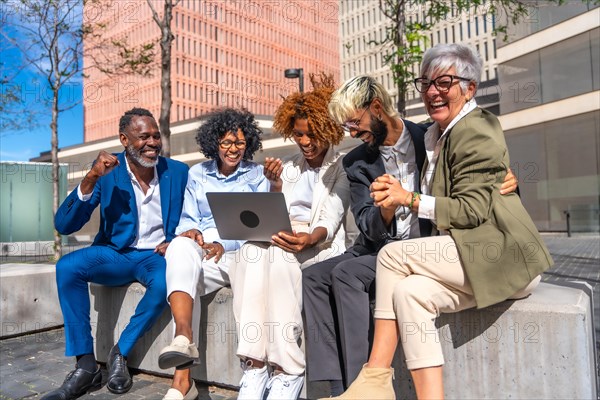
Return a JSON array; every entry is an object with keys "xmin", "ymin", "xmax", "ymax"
[
  {"xmin": 175, "ymin": 160, "xmax": 269, "ymax": 252},
  {"xmin": 379, "ymin": 122, "xmax": 420, "ymax": 240},
  {"xmin": 77, "ymin": 157, "xmax": 165, "ymax": 249},
  {"xmin": 288, "ymin": 167, "xmax": 319, "ymax": 223},
  {"xmin": 419, "ymin": 99, "xmax": 478, "ymax": 227}
]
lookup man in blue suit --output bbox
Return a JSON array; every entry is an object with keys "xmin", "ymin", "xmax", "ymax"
[{"xmin": 43, "ymin": 108, "xmax": 188, "ymax": 400}]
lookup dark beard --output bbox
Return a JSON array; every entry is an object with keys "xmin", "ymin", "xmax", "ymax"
[{"xmin": 365, "ymin": 117, "xmax": 388, "ymax": 155}]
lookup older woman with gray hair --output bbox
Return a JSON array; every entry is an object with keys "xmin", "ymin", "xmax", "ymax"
[{"xmin": 327, "ymin": 43, "xmax": 553, "ymax": 399}]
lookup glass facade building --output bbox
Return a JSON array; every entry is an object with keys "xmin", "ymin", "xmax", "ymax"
[
  {"xmin": 0, "ymin": 162, "xmax": 68, "ymax": 244},
  {"xmin": 497, "ymin": 6, "xmax": 599, "ymax": 232}
]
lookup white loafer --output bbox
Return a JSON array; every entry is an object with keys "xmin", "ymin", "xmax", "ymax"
[
  {"xmin": 158, "ymin": 335, "xmax": 200, "ymax": 370},
  {"xmin": 162, "ymin": 381, "xmax": 199, "ymax": 400}
]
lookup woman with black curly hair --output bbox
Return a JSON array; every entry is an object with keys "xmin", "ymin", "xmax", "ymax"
[
  {"xmin": 228, "ymin": 74, "xmax": 352, "ymax": 400},
  {"xmin": 158, "ymin": 108, "xmax": 269, "ymax": 400}
]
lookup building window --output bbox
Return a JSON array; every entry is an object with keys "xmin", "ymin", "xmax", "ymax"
[{"xmin": 540, "ymin": 31, "xmax": 594, "ymax": 103}]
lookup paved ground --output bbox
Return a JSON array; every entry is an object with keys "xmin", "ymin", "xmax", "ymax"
[
  {"xmin": 1, "ymin": 233, "xmax": 598, "ymax": 399},
  {"xmin": 541, "ymin": 233, "xmax": 599, "ymax": 339},
  {"xmin": 0, "ymin": 331, "xmax": 238, "ymax": 399}
]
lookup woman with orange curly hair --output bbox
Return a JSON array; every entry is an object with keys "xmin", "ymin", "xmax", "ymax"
[{"xmin": 228, "ymin": 74, "xmax": 352, "ymax": 400}]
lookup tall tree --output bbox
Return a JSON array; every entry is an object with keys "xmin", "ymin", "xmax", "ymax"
[
  {"xmin": 145, "ymin": 0, "xmax": 181, "ymax": 158},
  {"xmin": 373, "ymin": 0, "xmax": 585, "ymax": 117},
  {"xmin": 1, "ymin": 0, "xmax": 154, "ymax": 259}
]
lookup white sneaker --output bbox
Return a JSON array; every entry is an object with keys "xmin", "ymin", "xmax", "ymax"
[
  {"xmin": 265, "ymin": 372, "xmax": 304, "ymax": 400},
  {"xmin": 238, "ymin": 360, "xmax": 269, "ymax": 400}
]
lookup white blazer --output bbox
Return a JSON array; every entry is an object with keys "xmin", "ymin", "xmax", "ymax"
[{"xmin": 280, "ymin": 146, "xmax": 351, "ymax": 265}]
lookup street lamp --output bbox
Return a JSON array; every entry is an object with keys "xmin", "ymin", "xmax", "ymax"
[{"xmin": 284, "ymin": 68, "xmax": 304, "ymax": 93}]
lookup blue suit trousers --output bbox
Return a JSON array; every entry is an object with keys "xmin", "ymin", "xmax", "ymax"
[{"xmin": 55, "ymin": 246, "xmax": 167, "ymax": 357}]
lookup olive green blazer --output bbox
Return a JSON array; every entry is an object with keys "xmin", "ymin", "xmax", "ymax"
[{"xmin": 425, "ymin": 107, "xmax": 553, "ymax": 308}]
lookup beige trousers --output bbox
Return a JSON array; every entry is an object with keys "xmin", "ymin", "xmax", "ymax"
[
  {"xmin": 229, "ymin": 223, "xmax": 333, "ymax": 376},
  {"xmin": 375, "ymin": 235, "xmax": 540, "ymax": 370}
]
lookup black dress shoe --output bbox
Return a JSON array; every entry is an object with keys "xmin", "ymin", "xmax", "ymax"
[
  {"xmin": 41, "ymin": 366, "xmax": 102, "ymax": 400},
  {"xmin": 106, "ymin": 345, "xmax": 133, "ymax": 394}
]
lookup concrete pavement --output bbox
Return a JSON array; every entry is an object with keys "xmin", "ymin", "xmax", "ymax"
[{"xmin": 1, "ymin": 233, "xmax": 598, "ymax": 399}]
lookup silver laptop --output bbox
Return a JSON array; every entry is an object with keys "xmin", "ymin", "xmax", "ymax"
[{"xmin": 206, "ymin": 192, "xmax": 292, "ymax": 242}]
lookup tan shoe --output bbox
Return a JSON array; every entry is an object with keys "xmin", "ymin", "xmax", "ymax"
[
  {"xmin": 158, "ymin": 335, "xmax": 200, "ymax": 370},
  {"xmin": 321, "ymin": 364, "xmax": 395, "ymax": 400}
]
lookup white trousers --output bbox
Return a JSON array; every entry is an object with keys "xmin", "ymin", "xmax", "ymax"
[
  {"xmin": 229, "ymin": 224, "xmax": 334, "ymax": 376},
  {"xmin": 375, "ymin": 235, "xmax": 540, "ymax": 370},
  {"xmin": 165, "ymin": 237, "xmax": 234, "ymax": 340}
]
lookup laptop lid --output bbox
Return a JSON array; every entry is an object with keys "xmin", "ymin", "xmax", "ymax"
[{"xmin": 206, "ymin": 192, "xmax": 293, "ymax": 242}]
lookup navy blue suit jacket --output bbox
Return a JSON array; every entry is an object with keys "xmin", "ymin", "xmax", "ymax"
[
  {"xmin": 343, "ymin": 120, "xmax": 432, "ymax": 256},
  {"xmin": 55, "ymin": 152, "xmax": 189, "ymax": 251}
]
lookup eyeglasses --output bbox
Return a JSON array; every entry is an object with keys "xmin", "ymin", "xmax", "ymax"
[
  {"xmin": 413, "ymin": 75, "xmax": 472, "ymax": 93},
  {"xmin": 341, "ymin": 102, "xmax": 372, "ymax": 137},
  {"xmin": 218, "ymin": 140, "xmax": 247, "ymax": 150}
]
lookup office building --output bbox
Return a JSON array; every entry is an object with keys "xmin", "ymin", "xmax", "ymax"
[
  {"xmin": 496, "ymin": 3, "xmax": 599, "ymax": 231},
  {"xmin": 83, "ymin": 0, "xmax": 339, "ymax": 142},
  {"xmin": 338, "ymin": 1, "xmax": 498, "ymax": 119}
]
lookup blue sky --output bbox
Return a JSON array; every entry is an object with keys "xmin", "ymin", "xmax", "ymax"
[
  {"xmin": 1, "ymin": 3, "xmax": 84, "ymax": 162},
  {"xmin": 0, "ymin": 83, "xmax": 84, "ymax": 162}
]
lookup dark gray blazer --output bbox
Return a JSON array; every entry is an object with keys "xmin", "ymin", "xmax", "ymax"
[{"xmin": 343, "ymin": 119, "xmax": 431, "ymax": 256}]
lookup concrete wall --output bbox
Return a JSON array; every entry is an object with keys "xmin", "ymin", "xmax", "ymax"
[
  {"xmin": 3, "ymin": 262, "xmax": 595, "ymax": 397},
  {"xmin": 0, "ymin": 264, "xmax": 63, "ymax": 338},
  {"xmin": 89, "ymin": 282, "xmax": 597, "ymax": 399}
]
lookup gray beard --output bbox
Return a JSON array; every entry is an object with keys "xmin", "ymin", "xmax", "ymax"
[{"xmin": 126, "ymin": 144, "xmax": 159, "ymax": 168}]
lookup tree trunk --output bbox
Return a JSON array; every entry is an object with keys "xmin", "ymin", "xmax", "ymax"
[
  {"xmin": 159, "ymin": 1, "xmax": 174, "ymax": 158},
  {"xmin": 395, "ymin": 3, "xmax": 407, "ymax": 117},
  {"xmin": 51, "ymin": 86, "xmax": 61, "ymax": 260}
]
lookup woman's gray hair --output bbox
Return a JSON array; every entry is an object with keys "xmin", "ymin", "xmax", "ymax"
[
  {"xmin": 420, "ymin": 44, "xmax": 483, "ymax": 91},
  {"xmin": 328, "ymin": 75, "xmax": 398, "ymax": 124}
]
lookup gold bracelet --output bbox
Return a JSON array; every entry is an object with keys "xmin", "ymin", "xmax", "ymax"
[{"xmin": 409, "ymin": 192, "xmax": 420, "ymax": 209}]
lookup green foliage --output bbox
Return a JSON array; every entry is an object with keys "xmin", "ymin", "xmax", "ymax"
[
  {"xmin": 111, "ymin": 40, "xmax": 155, "ymax": 77},
  {"xmin": 375, "ymin": 0, "xmax": 594, "ymax": 115}
]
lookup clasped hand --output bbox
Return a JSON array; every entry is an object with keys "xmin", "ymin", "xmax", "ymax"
[
  {"xmin": 370, "ymin": 174, "xmax": 410, "ymax": 209},
  {"xmin": 179, "ymin": 229, "xmax": 225, "ymax": 262}
]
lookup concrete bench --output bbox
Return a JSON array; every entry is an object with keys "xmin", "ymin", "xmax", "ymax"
[
  {"xmin": 90, "ymin": 284, "xmax": 242, "ymax": 388},
  {"xmin": 89, "ymin": 281, "xmax": 598, "ymax": 399},
  {"xmin": 0, "ymin": 263, "xmax": 64, "ymax": 338}
]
